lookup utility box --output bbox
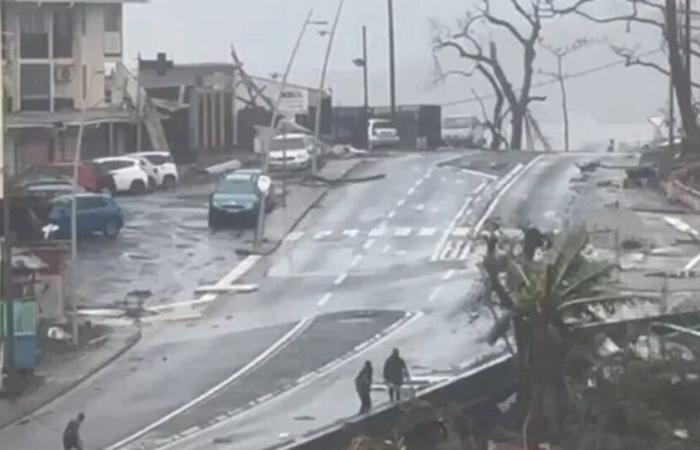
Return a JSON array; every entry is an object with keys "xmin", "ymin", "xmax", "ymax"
[{"xmin": 1, "ymin": 298, "xmax": 38, "ymax": 370}]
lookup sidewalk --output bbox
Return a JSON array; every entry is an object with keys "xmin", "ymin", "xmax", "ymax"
[{"xmin": 0, "ymin": 323, "xmax": 140, "ymax": 430}]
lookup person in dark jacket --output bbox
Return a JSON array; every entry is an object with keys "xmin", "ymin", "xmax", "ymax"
[
  {"xmin": 355, "ymin": 361, "xmax": 373, "ymax": 414},
  {"xmin": 383, "ymin": 348, "xmax": 409, "ymax": 402},
  {"xmin": 63, "ymin": 412, "xmax": 85, "ymax": 450}
]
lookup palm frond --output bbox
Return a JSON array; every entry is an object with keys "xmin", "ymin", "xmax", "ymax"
[
  {"xmin": 558, "ymin": 259, "xmax": 616, "ymax": 300},
  {"xmin": 550, "ymin": 227, "xmax": 589, "ymax": 288}
]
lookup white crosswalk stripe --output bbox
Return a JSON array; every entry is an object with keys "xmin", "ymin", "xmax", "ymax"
[
  {"xmin": 369, "ymin": 228, "xmax": 386, "ymax": 237},
  {"xmin": 342, "ymin": 229, "xmax": 359, "ymax": 238},
  {"xmin": 394, "ymin": 227, "xmax": 412, "ymax": 237},
  {"xmin": 314, "ymin": 230, "xmax": 333, "ymax": 240},
  {"xmin": 285, "ymin": 231, "xmax": 304, "ymax": 242},
  {"xmin": 419, "ymin": 227, "xmax": 437, "ymax": 237},
  {"xmin": 452, "ymin": 227, "xmax": 471, "ymax": 237}
]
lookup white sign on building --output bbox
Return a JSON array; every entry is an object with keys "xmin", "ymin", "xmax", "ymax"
[{"xmin": 279, "ymin": 88, "xmax": 309, "ymax": 115}]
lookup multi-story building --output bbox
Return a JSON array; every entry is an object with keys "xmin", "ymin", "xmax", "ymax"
[{"xmin": 1, "ymin": 0, "xmax": 146, "ymax": 174}]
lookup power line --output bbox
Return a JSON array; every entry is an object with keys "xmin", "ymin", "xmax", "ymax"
[{"xmin": 442, "ymin": 49, "xmax": 663, "ymax": 107}]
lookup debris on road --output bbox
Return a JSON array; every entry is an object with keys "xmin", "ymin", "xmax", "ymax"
[{"xmin": 194, "ymin": 284, "xmax": 259, "ymax": 294}]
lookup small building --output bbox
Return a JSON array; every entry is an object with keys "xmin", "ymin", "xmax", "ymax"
[
  {"xmin": 2, "ymin": 0, "xmax": 147, "ymax": 175},
  {"xmin": 137, "ymin": 58, "xmax": 332, "ymax": 163}
]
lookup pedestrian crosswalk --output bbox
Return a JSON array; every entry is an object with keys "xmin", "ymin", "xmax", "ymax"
[{"xmin": 283, "ymin": 227, "xmax": 470, "ymax": 243}]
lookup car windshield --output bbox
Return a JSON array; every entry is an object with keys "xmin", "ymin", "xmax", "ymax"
[
  {"xmin": 443, "ymin": 117, "xmax": 475, "ymax": 129},
  {"xmin": 271, "ymin": 138, "xmax": 306, "ymax": 151},
  {"xmin": 218, "ymin": 178, "xmax": 256, "ymax": 195},
  {"xmin": 373, "ymin": 121, "xmax": 395, "ymax": 130}
]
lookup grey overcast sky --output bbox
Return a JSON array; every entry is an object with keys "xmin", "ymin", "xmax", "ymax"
[{"xmin": 125, "ymin": 0, "xmax": 681, "ymax": 148}]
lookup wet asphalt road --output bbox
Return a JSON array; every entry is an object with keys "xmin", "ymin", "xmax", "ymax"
[{"xmin": 0, "ymin": 151, "xmax": 591, "ymax": 450}]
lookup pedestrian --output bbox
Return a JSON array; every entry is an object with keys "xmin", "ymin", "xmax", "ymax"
[
  {"xmin": 62, "ymin": 412, "xmax": 85, "ymax": 450},
  {"xmin": 383, "ymin": 348, "xmax": 409, "ymax": 403},
  {"xmin": 607, "ymin": 138, "xmax": 615, "ymax": 153},
  {"xmin": 355, "ymin": 360, "xmax": 373, "ymax": 414}
]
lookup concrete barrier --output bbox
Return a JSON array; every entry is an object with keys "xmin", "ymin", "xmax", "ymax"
[{"xmin": 283, "ymin": 354, "xmax": 515, "ymax": 450}]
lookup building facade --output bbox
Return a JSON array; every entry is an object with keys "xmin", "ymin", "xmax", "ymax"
[{"xmin": 2, "ymin": 0, "xmax": 146, "ymax": 174}]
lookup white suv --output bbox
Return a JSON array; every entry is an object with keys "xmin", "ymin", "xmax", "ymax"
[
  {"xmin": 368, "ymin": 119, "xmax": 400, "ymax": 151},
  {"xmin": 92, "ymin": 157, "xmax": 151, "ymax": 194},
  {"xmin": 268, "ymin": 133, "xmax": 323, "ymax": 170},
  {"xmin": 127, "ymin": 152, "xmax": 179, "ymax": 189}
]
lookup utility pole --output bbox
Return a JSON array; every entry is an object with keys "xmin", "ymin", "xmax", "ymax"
[
  {"xmin": 313, "ymin": 0, "xmax": 346, "ymax": 175},
  {"xmin": 686, "ymin": 0, "xmax": 692, "ymax": 87},
  {"xmin": 255, "ymin": 9, "xmax": 314, "ymax": 251},
  {"xmin": 387, "ymin": 0, "xmax": 397, "ymax": 121},
  {"xmin": 70, "ymin": 118, "xmax": 85, "ymax": 346},
  {"xmin": 362, "ymin": 26, "xmax": 369, "ymax": 112},
  {"xmin": 0, "ymin": 0, "xmax": 16, "ymax": 392}
]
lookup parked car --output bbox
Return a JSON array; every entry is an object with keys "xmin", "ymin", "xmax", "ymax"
[
  {"xmin": 126, "ymin": 151, "xmax": 179, "ymax": 189},
  {"xmin": 208, "ymin": 172, "xmax": 272, "ymax": 229},
  {"xmin": 441, "ymin": 116, "xmax": 487, "ymax": 148},
  {"xmin": 22, "ymin": 162, "xmax": 102, "ymax": 192},
  {"xmin": 367, "ymin": 119, "xmax": 400, "ymax": 150},
  {"xmin": 92, "ymin": 157, "xmax": 151, "ymax": 194},
  {"xmin": 268, "ymin": 133, "xmax": 323, "ymax": 170},
  {"xmin": 48, "ymin": 193, "xmax": 124, "ymax": 239},
  {"xmin": 24, "ymin": 182, "xmax": 85, "ymax": 200}
]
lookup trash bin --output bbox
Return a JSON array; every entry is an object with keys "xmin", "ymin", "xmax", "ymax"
[{"xmin": 1, "ymin": 298, "xmax": 38, "ymax": 371}]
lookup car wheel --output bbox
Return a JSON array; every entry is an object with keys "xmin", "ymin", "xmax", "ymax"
[
  {"xmin": 162, "ymin": 175, "xmax": 177, "ymax": 191},
  {"xmin": 130, "ymin": 179, "xmax": 146, "ymax": 195},
  {"xmin": 103, "ymin": 220, "xmax": 121, "ymax": 239}
]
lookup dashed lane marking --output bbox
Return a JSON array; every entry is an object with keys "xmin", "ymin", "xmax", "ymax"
[
  {"xmin": 363, "ymin": 239, "xmax": 376, "ymax": 250},
  {"xmin": 387, "ymin": 210, "xmax": 396, "ymax": 219},
  {"xmin": 382, "ymin": 244, "xmax": 392, "ymax": 254},
  {"xmin": 343, "ymin": 229, "xmax": 359, "ymax": 238},
  {"xmin": 394, "ymin": 227, "xmax": 412, "ymax": 237},
  {"xmin": 414, "ymin": 204, "xmax": 425, "ymax": 211},
  {"xmin": 334, "ymin": 273, "xmax": 348, "ymax": 286},
  {"xmin": 317, "ymin": 292, "xmax": 333, "ymax": 306},
  {"xmin": 442, "ymin": 269, "xmax": 455, "ymax": 281},
  {"xmin": 397, "ymin": 198, "xmax": 406, "ymax": 207},
  {"xmin": 407, "ymin": 186, "xmax": 416, "ymax": 195},
  {"xmin": 369, "ymin": 228, "xmax": 385, "ymax": 237},
  {"xmin": 459, "ymin": 168, "xmax": 499, "ymax": 180},
  {"xmin": 351, "ymin": 254, "xmax": 363, "ymax": 267},
  {"xmin": 419, "ymin": 227, "xmax": 437, "ymax": 237},
  {"xmin": 429, "ymin": 286, "xmax": 442, "ymax": 303}
]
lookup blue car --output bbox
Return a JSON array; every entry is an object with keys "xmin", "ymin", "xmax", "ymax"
[{"xmin": 49, "ymin": 193, "xmax": 124, "ymax": 238}]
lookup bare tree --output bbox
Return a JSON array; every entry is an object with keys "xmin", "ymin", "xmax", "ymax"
[
  {"xmin": 572, "ymin": 0, "xmax": 700, "ymax": 154},
  {"xmin": 539, "ymin": 38, "xmax": 602, "ymax": 152},
  {"xmin": 432, "ymin": 1, "xmax": 589, "ymax": 150}
]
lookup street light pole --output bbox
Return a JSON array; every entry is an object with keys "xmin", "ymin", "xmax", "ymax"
[
  {"xmin": 362, "ymin": 26, "xmax": 369, "ymax": 113},
  {"xmin": 255, "ymin": 9, "xmax": 314, "ymax": 251},
  {"xmin": 70, "ymin": 117, "xmax": 85, "ymax": 347},
  {"xmin": 686, "ymin": 0, "xmax": 692, "ymax": 87},
  {"xmin": 312, "ymin": 0, "xmax": 346, "ymax": 176},
  {"xmin": 387, "ymin": 0, "xmax": 397, "ymax": 121}
]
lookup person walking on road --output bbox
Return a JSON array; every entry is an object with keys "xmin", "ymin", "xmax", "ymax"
[
  {"xmin": 355, "ymin": 360, "xmax": 373, "ymax": 414},
  {"xmin": 383, "ymin": 348, "xmax": 410, "ymax": 403},
  {"xmin": 63, "ymin": 412, "xmax": 85, "ymax": 450}
]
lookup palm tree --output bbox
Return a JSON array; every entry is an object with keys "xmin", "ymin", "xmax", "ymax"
[{"xmin": 482, "ymin": 227, "xmax": 619, "ymax": 449}]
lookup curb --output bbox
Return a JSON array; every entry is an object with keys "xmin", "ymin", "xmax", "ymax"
[{"xmin": 0, "ymin": 326, "xmax": 142, "ymax": 431}]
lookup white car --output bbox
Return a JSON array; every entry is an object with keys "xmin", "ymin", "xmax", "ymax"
[
  {"xmin": 92, "ymin": 157, "xmax": 151, "ymax": 194},
  {"xmin": 126, "ymin": 152, "xmax": 179, "ymax": 189},
  {"xmin": 368, "ymin": 119, "xmax": 400, "ymax": 150},
  {"xmin": 268, "ymin": 133, "xmax": 322, "ymax": 170}
]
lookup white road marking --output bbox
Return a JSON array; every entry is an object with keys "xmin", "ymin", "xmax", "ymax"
[
  {"xmin": 458, "ymin": 242, "xmax": 472, "ymax": 260},
  {"xmin": 456, "ymin": 179, "xmax": 465, "ymax": 185},
  {"xmin": 156, "ymin": 312, "xmax": 425, "ymax": 450},
  {"xmin": 369, "ymin": 228, "xmax": 385, "ymax": 237},
  {"xmin": 414, "ymin": 204, "xmax": 425, "ymax": 211},
  {"xmin": 414, "ymin": 178, "xmax": 424, "ymax": 187},
  {"xmin": 442, "ymin": 269, "xmax": 455, "ymax": 281},
  {"xmin": 317, "ymin": 292, "xmax": 333, "ymax": 306},
  {"xmin": 429, "ymin": 286, "xmax": 443, "ymax": 303},
  {"xmin": 473, "ymin": 156, "xmax": 543, "ymax": 234},
  {"xmin": 407, "ymin": 186, "xmax": 416, "ymax": 195},
  {"xmin": 343, "ymin": 229, "xmax": 360, "ymax": 238},
  {"xmin": 394, "ymin": 227, "xmax": 412, "ymax": 237},
  {"xmin": 452, "ymin": 227, "xmax": 471, "ymax": 237},
  {"xmin": 397, "ymin": 198, "xmax": 406, "ymax": 207},
  {"xmin": 419, "ymin": 227, "xmax": 437, "ymax": 237},
  {"xmin": 334, "ymin": 273, "xmax": 348, "ymax": 286},
  {"xmin": 684, "ymin": 253, "xmax": 700, "ymax": 271},
  {"xmin": 387, "ymin": 210, "xmax": 396, "ymax": 219},
  {"xmin": 382, "ymin": 244, "xmax": 392, "ymax": 254},
  {"xmin": 314, "ymin": 230, "xmax": 333, "ymax": 240},
  {"xmin": 459, "ymin": 167, "xmax": 499, "ymax": 180},
  {"xmin": 474, "ymin": 181, "xmax": 488, "ymax": 195},
  {"xmin": 441, "ymin": 176, "xmax": 447, "ymax": 182},
  {"xmin": 106, "ymin": 317, "xmax": 312, "ymax": 450},
  {"xmin": 284, "ymin": 231, "xmax": 304, "ymax": 242},
  {"xmin": 363, "ymin": 238, "xmax": 376, "ymax": 250},
  {"xmin": 351, "ymin": 254, "xmax": 363, "ymax": 267},
  {"xmin": 431, "ymin": 196, "xmax": 474, "ymax": 261}
]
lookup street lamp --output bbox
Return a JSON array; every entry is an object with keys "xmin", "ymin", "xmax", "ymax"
[
  {"xmin": 312, "ymin": 0, "xmax": 346, "ymax": 176},
  {"xmin": 353, "ymin": 26, "xmax": 370, "ymax": 113}
]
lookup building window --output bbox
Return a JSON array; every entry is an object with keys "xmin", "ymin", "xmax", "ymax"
[
  {"xmin": 53, "ymin": 9, "xmax": 74, "ymax": 58},
  {"xmin": 20, "ymin": 9, "xmax": 48, "ymax": 59},
  {"xmin": 104, "ymin": 5, "xmax": 122, "ymax": 32},
  {"xmin": 20, "ymin": 64, "xmax": 51, "ymax": 111}
]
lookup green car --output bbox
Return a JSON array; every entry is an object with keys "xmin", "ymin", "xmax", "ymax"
[{"xmin": 208, "ymin": 172, "xmax": 272, "ymax": 229}]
